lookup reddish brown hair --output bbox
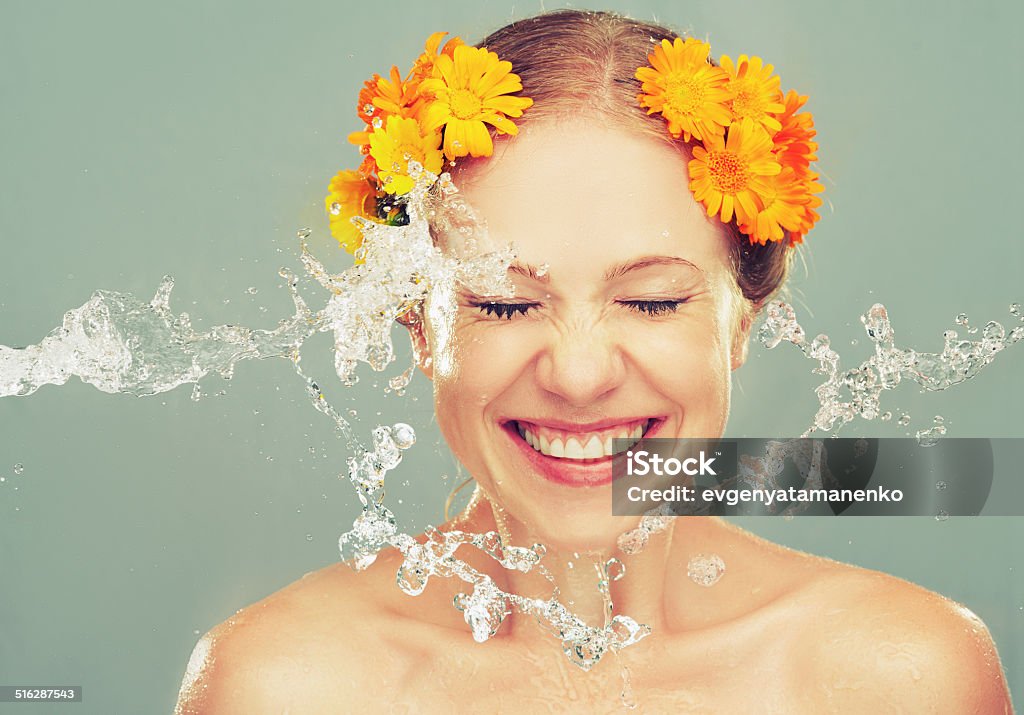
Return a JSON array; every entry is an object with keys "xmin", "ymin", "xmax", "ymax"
[{"xmin": 455, "ymin": 9, "xmax": 797, "ymax": 310}]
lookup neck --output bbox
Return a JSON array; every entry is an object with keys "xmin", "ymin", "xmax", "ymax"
[{"xmin": 446, "ymin": 485, "xmax": 687, "ymax": 643}]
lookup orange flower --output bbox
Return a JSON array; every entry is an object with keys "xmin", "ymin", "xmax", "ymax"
[
  {"xmin": 369, "ymin": 65, "xmax": 419, "ymax": 118},
  {"xmin": 737, "ymin": 167, "xmax": 823, "ymax": 244},
  {"xmin": 635, "ymin": 37, "xmax": 733, "ymax": 143},
  {"xmin": 350, "ymin": 66, "xmax": 421, "ymax": 156},
  {"xmin": 409, "ymin": 31, "xmax": 463, "ymax": 85},
  {"xmin": 419, "ymin": 44, "xmax": 533, "ymax": 160},
  {"xmin": 786, "ymin": 180, "xmax": 824, "ymax": 246},
  {"xmin": 772, "ymin": 89, "xmax": 818, "ymax": 176},
  {"xmin": 325, "ymin": 170, "xmax": 379, "ymax": 259},
  {"xmin": 356, "ymin": 73, "xmax": 382, "ymax": 125},
  {"xmin": 719, "ymin": 54, "xmax": 785, "ymax": 135},
  {"xmin": 688, "ymin": 118, "xmax": 781, "ymax": 226}
]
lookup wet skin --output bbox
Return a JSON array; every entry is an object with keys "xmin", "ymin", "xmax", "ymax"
[{"xmin": 175, "ymin": 121, "xmax": 1013, "ymax": 713}]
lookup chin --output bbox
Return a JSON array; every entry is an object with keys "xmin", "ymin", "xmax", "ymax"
[{"xmin": 488, "ymin": 493, "xmax": 645, "ymax": 554}]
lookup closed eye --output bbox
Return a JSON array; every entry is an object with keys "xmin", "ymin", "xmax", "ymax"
[
  {"xmin": 619, "ymin": 299, "xmax": 685, "ymax": 316},
  {"xmin": 475, "ymin": 302, "xmax": 537, "ymax": 320}
]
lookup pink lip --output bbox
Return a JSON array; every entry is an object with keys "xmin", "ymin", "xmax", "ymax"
[
  {"xmin": 500, "ymin": 417, "xmax": 664, "ymax": 488},
  {"xmin": 503, "ymin": 416, "xmax": 655, "ymax": 432}
]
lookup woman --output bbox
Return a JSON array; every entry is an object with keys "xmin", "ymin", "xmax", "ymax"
[{"xmin": 176, "ymin": 10, "xmax": 1013, "ymax": 713}]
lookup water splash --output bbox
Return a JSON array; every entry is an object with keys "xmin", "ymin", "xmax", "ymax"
[
  {"xmin": 1, "ymin": 163, "xmax": 1021, "ymax": 678},
  {"xmin": 687, "ymin": 554, "xmax": 726, "ymax": 587},
  {"xmin": 758, "ymin": 301, "xmax": 1022, "ymax": 437}
]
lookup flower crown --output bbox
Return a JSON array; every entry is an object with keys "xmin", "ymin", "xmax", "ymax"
[{"xmin": 326, "ymin": 32, "xmax": 822, "ymax": 261}]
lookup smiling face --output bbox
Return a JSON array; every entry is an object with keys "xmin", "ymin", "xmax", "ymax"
[{"xmin": 413, "ymin": 119, "xmax": 753, "ymax": 550}]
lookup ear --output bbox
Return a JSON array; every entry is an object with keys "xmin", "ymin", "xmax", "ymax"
[
  {"xmin": 399, "ymin": 304, "xmax": 434, "ymax": 380},
  {"xmin": 730, "ymin": 302, "xmax": 754, "ymax": 371}
]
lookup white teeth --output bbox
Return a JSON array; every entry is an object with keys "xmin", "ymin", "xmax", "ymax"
[
  {"xmin": 517, "ymin": 420, "xmax": 653, "ymax": 461},
  {"xmin": 583, "ymin": 436, "xmax": 604, "ymax": 459},
  {"xmin": 549, "ymin": 438, "xmax": 565, "ymax": 458},
  {"xmin": 564, "ymin": 437, "xmax": 585, "ymax": 459}
]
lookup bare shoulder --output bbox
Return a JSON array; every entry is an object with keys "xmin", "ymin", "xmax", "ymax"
[
  {"xmin": 792, "ymin": 561, "xmax": 1013, "ymax": 713},
  {"xmin": 173, "ymin": 556, "xmax": 407, "ymax": 714}
]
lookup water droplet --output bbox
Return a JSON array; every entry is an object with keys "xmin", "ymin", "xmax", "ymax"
[
  {"xmin": 392, "ymin": 422, "xmax": 416, "ymax": 449},
  {"xmin": 935, "ymin": 509, "xmax": 949, "ymax": 522},
  {"xmin": 306, "ymin": 534, "xmax": 314, "ymax": 541},
  {"xmin": 12, "ymin": 463, "xmax": 24, "ymax": 475},
  {"xmin": 898, "ymin": 413, "xmax": 911, "ymax": 426},
  {"xmin": 687, "ymin": 553, "xmax": 725, "ymax": 587},
  {"xmin": 935, "ymin": 481, "xmax": 947, "ymax": 491},
  {"xmin": 245, "ymin": 286, "xmax": 258, "ymax": 295},
  {"xmin": 880, "ymin": 411, "xmax": 892, "ymax": 421}
]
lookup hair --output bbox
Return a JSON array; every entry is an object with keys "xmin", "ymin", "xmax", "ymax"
[{"xmin": 446, "ymin": 8, "xmax": 797, "ymax": 311}]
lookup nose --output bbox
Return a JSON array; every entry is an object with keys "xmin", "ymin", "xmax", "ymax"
[{"xmin": 534, "ymin": 317, "xmax": 627, "ymax": 407}]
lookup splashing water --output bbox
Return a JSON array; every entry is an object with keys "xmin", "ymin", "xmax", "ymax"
[
  {"xmin": 757, "ymin": 301, "xmax": 1022, "ymax": 437},
  {"xmin": 1, "ymin": 164, "xmax": 1021, "ymax": 688}
]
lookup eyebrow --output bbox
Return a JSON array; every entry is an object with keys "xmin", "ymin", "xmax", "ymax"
[
  {"xmin": 602, "ymin": 255, "xmax": 705, "ymax": 281},
  {"xmin": 509, "ymin": 261, "xmax": 550, "ymax": 283},
  {"xmin": 508, "ymin": 255, "xmax": 706, "ymax": 284}
]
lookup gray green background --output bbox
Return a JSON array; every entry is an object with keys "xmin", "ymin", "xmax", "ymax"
[{"xmin": 1, "ymin": 0, "xmax": 1021, "ymax": 711}]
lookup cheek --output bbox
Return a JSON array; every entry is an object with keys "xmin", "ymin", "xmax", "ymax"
[
  {"xmin": 430, "ymin": 316, "xmax": 534, "ymax": 457},
  {"xmin": 623, "ymin": 304, "xmax": 734, "ymax": 407}
]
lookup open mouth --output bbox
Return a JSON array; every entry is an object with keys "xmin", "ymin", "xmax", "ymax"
[
  {"xmin": 500, "ymin": 417, "xmax": 662, "ymax": 487},
  {"xmin": 502, "ymin": 416, "xmax": 662, "ymax": 488},
  {"xmin": 511, "ymin": 418, "xmax": 655, "ymax": 461}
]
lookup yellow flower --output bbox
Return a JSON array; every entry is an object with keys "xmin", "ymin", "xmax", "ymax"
[
  {"xmin": 368, "ymin": 115, "xmax": 443, "ymax": 195},
  {"xmin": 419, "ymin": 44, "xmax": 533, "ymax": 160},
  {"xmin": 688, "ymin": 118, "xmax": 781, "ymax": 226},
  {"xmin": 737, "ymin": 167, "xmax": 823, "ymax": 244},
  {"xmin": 325, "ymin": 170, "xmax": 378, "ymax": 259},
  {"xmin": 635, "ymin": 37, "xmax": 733, "ymax": 143},
  {"xmin": 719, "ymin": 54, "xmax": 785, "ymax": 134}
]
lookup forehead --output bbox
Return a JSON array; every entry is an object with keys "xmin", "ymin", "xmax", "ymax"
[{"xmin": 450, "ymin": 119, "xmax": 733, "ymax": 275}]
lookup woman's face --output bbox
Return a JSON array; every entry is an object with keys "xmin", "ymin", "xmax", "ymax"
[{"xmin": 416, "ymin": 119, "xmax": 752, "ymax": 550}]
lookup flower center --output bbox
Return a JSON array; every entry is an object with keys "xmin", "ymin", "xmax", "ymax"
[
  {"xmin": 397, "ymin": 143, "xmax": 422, "ymax": 165},
  {"xmin": 663, "ymin": 72, "xmax": 705, "ymax": 114},
  {"xmin": 707, "ymin": 150, "xmax": 750, "ymax": 194},
  {"xmin": 450, "ymin": 89, "xmax": 483, "ymax": 120},
  {"xmin": 730, "ymin": 79, "xmax": 767, "ymax": 121}
]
